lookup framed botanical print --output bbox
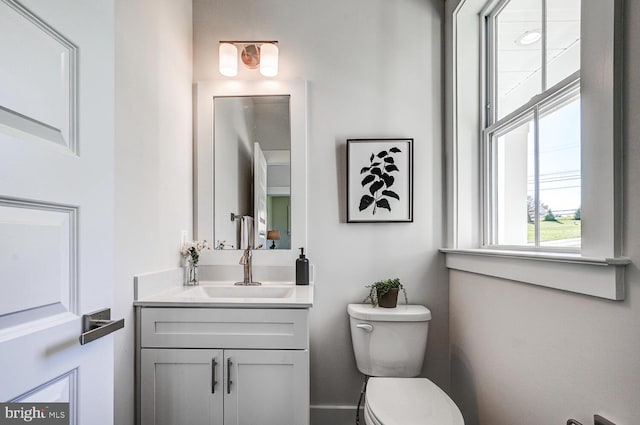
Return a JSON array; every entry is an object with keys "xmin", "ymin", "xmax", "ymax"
[{"xmin": 346, "ymin": 138, "xmax": 413, "ymax": 223}]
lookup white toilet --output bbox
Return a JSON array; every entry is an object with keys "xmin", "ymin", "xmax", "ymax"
[{"xmin": 348, "ymin": 303, "xmax": 464, "ymax": 425}]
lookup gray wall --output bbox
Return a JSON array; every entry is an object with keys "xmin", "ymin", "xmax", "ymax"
[
  {"xmin": 193, "ymin": 0, "xmax": 446, "ymax": 423},
  {"xmin": 113, "ymin": 1, "xmax": 193, "ymax": 424},
  {"xmin": 449, "ymin": 1, "xmax": 640, "ymax": 424}
]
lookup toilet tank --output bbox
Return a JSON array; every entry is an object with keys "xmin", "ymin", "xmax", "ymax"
[{"xmin": 348, "ymin": 304, "xmax": 431, "ymax": 377}]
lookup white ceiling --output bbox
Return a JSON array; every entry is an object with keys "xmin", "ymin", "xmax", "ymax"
[{"xmin": 496, "ymin": 0, "xmax": 580, "ymax": 114}]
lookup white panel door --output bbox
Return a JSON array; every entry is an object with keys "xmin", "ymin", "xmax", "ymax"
[
  {"xmin": 140, "ymin": 349, "xmax": 224, "ymax": 425},
  {"xmin": 224, "ymin": 350, "xmax": 309, "ymax": 425},
  {"xmin": 253, "ymin": 142, "xmax": 267, "ymax": 248},
  {"xmin": 0, "ymin": 0, "xmax": 116, "ymax": 423}
]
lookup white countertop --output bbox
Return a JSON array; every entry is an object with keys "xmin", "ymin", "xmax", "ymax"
[{"xmin": 134, "ymin": 280, "xmax": 314, "ymax": 309}]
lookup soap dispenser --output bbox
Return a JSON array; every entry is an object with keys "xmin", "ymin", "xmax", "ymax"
[{"xmin": 296, "ymin": 247, "xmax": 309, "ymax": 285}]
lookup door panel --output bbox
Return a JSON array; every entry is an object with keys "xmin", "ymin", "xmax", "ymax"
[
  {"xmin": 14, "ymin": 370, "xmax": 76, "ymax": 403},
  {"xmin": 0, "ymin": 200, "xmax": 75, "ymax": 326},
  {"xmin": 0, "ymin": 0, "xmax": 77, "ymax": 150},
  {"xmin": 140, "ymin": 349, "xmax": 224, "ymax": 425},
  {"xmin": 224, "ymin": 350, "xmax": 309, "ymax": 425},
  {"xmin": 0, "ymin": 0, "xmax": 115, "ymax": 423}
]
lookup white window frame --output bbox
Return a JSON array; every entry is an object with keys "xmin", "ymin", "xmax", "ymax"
[
  {"xmin": 484, "ymin": 75, "xmax": 581, "ymax": 251},
  {"xmin": 484, "ymin": 0, "xmax": 582, "ymax": 252},
  {"xmin": 442, "ymin": 0, "xmax": 628, "ymax": 300}
]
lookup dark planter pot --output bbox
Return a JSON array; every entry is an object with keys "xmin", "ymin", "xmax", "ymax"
[{"xmin": 377, "ymin": 288, "xmax": 399, "ymax": 308}]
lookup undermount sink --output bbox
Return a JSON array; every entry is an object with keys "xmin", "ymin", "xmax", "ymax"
[{"xmin": 178, "ymin": 284, "xmax": 294, "ymax": 299}]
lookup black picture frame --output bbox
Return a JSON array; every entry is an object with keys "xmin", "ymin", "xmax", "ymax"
[{"xmin": 346, "ymin": 138, "xmax": 413, "ymax": 223}]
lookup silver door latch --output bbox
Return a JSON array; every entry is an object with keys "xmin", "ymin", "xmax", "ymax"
[{"xmin": 80, "ymin": 308, "xmax": 124, "ymax": 345}]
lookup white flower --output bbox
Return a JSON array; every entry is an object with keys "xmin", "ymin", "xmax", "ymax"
[
  {"xmin": 180, "ymin": 241, "xmax": 194, "ymax": 256},
  {"xmin": 180, "ymin": 240, "xmax": 212, "ymax": 258}
]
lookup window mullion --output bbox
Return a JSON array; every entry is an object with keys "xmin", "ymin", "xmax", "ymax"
[
  {"xmin": 485, "ymin": 0, "xmax": 509, "ymax": 126},
  {"xmin": 486, "ymin": 14, "xmax": 496, "ymax": 126},
  {"xmin": 486, "ymin": 132, "xmax": 495, "ymax": 245},
  {"xmin": 533, "ymin": 105, "xmax": 541, "ymax": 247},
  {"xmin": 541, "ymin": 0, "xmax": 547, "ymax": 91}
]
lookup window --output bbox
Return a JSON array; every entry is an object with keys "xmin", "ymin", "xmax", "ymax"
[
  {"xmin": 443, "ymin": 0, "xmax": 626, "ymax": 300},
  {"xmin": 484, "ymin": 0, "xmax": 582, "ymax": 251}
]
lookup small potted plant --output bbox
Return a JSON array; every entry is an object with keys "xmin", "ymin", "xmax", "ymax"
[{"xmin": 363, "ymin": 278, "xmax": 408, "ymax": 308}]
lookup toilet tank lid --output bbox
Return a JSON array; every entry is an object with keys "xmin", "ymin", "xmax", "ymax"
[{"xmin": 348, "ymin": 304, "xmax": 432, "ymax": 322}]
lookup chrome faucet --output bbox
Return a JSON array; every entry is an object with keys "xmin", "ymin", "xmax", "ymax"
[{"xmin": 235, "ymin": 245, "xmax": 262, "ymax": 286}]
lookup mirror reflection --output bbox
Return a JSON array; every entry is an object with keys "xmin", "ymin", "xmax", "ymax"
[{"xmin": 214, "ymin": 95, "xmax": 291, "ymax": 250}]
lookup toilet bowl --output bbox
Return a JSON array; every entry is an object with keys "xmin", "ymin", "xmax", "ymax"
[
  {"xmin": 348, "ymin": 304, "xmax": 464, "ymax": 425},
  {"xmin": 363, "ymin": 378, "xmax": 464, "ymax": 425}
]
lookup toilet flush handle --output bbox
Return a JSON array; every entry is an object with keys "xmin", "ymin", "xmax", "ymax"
[{"xmin": 356, "ymin": 323, "xmax": 373, "ymax": 332}]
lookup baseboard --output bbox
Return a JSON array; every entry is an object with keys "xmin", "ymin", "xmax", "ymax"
[{"xmin": 310, "ymin": 405, "xmax": 363, "ymax": 425}]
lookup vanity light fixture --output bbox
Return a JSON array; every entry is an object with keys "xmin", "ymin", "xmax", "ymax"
[{"xmin": 218, "ymin": 41, "xmax": 279, "ymax": 77}]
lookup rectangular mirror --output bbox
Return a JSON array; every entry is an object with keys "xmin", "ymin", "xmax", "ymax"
[
  {"xmin": 213, "ymin": 95, "xmax": 291, "ymax": 250},
  {"xmin": 195, "ymin": 80, "xmax": 307, "ymax": 265}
]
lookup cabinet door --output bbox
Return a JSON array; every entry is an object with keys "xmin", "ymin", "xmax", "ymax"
[
  {"xmin": 223, "ymin": 350, "xmax": 309, "ymax": 425},
  {"xmin": 141, "ymin": 349, "xmax": 224, "ymax": 425}
]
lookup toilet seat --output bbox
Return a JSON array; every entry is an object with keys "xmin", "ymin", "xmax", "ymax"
[{"xmin": 364, "ymin": 378, "xmax": 464, "ymax": 425}]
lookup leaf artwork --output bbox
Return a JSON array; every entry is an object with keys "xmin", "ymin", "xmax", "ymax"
[{"xmin": 358, "ymin": 146, "xmax": 402, "ymax": 215}]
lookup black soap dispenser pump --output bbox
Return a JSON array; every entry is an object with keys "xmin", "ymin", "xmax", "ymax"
[{"xmin": 296, "ymin": 247, "xmax": 309, "ymax": 285}]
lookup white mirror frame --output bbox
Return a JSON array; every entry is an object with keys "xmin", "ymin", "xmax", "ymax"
[{"xmin": 194, "ymin": 80, "xmax": 308, "ymax": 266}]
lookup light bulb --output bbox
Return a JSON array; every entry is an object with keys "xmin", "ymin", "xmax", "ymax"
[
  {"xmin": 219, "ymin": 43, "xmax": 238, "ymax": 77},
  {"xmin": 259, "ymin": 43, "xmax": 278, "ymax": 77}
]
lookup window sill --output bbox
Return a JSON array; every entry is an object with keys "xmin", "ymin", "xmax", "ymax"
[{"xmin": 440, "ymin": 248, "xmax": 629, "ymax": 300}]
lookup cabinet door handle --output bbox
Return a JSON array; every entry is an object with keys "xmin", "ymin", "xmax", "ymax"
[
  {"xmin": 227, "ymin": 358, "xmax": 233, "ymax": 394},
  {"xmin": 211, "ymin": 358, "xmax": 218, "ymax": 394}
]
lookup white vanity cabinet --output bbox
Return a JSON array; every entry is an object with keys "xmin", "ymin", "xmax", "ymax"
[{"xmin": 136, "ymin": 307, "xmax": 310, "ymax": 425}]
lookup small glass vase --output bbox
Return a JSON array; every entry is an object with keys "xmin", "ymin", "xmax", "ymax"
[{"xmin": 184, "ymin": 257, "xmax": 199, "ymax": 286}]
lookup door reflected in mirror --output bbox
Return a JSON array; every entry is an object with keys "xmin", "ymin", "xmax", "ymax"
[{"xmin": 214, "ymin": 95, "xmax": 291, "ymax": 250}]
